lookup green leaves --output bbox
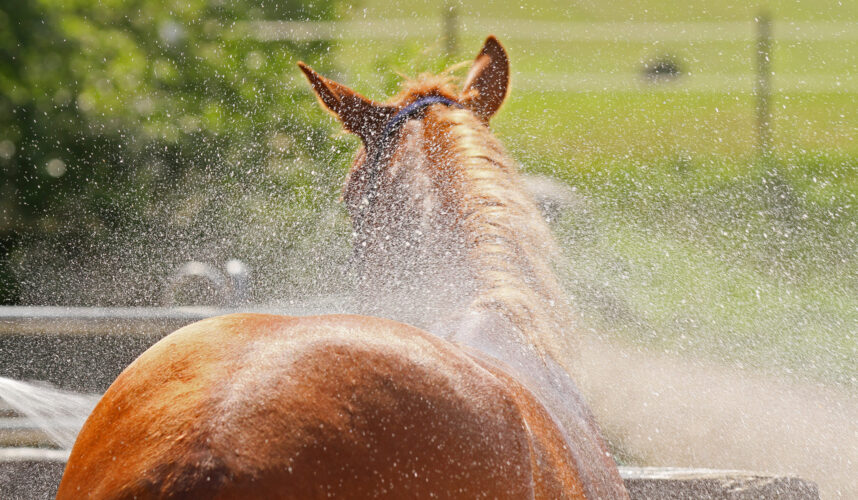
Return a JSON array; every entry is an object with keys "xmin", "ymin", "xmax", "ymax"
[{"xmin": 0, "ymin": 0, "xmax": 345, "ymax": 304}]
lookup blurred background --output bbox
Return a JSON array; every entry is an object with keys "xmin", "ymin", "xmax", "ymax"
[{"xmin": 1, "ymin": 0, "xmax": 856, "ymax": 487}]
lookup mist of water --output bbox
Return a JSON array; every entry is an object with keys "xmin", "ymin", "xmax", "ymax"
[{"xmin": 0, "ymin": 377, "xmax": 99, "ymax": 450}]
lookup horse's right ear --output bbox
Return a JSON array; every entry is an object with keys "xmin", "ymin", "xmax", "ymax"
[
  {"xmin": 460, "ymin": 36, "xmax": 510, "ymax": 122},
  {"xmin": 298, "ymin": 62, "xmax": 394, "ymax": 144}
]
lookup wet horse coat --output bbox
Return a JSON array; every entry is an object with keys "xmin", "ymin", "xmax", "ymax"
[{"xmin": 58, "ymin": 37, "xmax": 628, "ymax": 499}]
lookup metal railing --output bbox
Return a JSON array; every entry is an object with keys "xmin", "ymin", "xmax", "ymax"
[{"xmin": 235, "ymin": 19, "xmax": 858, "ymax": 43}]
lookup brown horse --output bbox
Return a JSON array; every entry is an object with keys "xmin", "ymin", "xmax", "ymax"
[{"xmin": 57, "ymin": 37, "xmax": 628, "ymax": 499}]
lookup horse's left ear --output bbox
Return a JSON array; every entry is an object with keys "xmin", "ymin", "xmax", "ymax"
[
  {"xmin": 298, "ymin": 62, "xmax": 394, "ymax": 145},
  {"xmin": 461, "ymin": 36, "xmax": 510, "ymax": 122}
]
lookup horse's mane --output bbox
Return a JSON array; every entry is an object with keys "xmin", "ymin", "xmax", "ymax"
[
  {"xmin": 337, "ymin": 68, "xmax": 580, "ymax": 365},
  {"xmin": 420, "ymin": 103, "xmax": 579, "ymax": 362}
]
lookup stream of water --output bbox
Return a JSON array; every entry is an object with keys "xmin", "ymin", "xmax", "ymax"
[{"xmin": 0, "ymin": 376, "xmax": 99, "ymax": 450}]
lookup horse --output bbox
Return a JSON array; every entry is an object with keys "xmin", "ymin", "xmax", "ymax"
[{"xmin": 57, "ymin": 36, "xmax": 628, "ymax": 499}]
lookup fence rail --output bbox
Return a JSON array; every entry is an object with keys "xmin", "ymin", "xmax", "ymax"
[
  {"xmin": 250, "ymin": 18, "xmax": 856, "ymax": 96},
  {"xmin": 237, "ymin": 19, "xmax": 858, "ymax": 43},
  {"xmin": 512, "ymin": 72, "xmax": 857, "ymax": 93}
]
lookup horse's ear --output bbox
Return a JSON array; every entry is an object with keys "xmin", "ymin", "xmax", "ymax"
[
  {"xmin": 461, "ymin": 36, "xmax": 510, "ymax": 122},
  {"xmin": 298, "ymin": 62, "xmax": 394, "ymax": 144}
]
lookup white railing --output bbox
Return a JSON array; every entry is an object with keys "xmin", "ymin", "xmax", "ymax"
[
  {"xmin": 237, "ymin": 19, "xmax": 858, "ymax": 43},
  {"xmin": 238, "ymin": 18, "xmax": 857, "ymax": 94},
  {"xmin": 513, "ymin": 72, "xmax": 858, "ymax": 93}
]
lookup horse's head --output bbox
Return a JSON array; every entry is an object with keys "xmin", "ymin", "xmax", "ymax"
[
  {"xmin": 298, "ymin": 36, "xmax": 510, "ymax": 225},
  {"xmin": 298, "ymin": 37, "xmax": 513, "ymax": 321}
]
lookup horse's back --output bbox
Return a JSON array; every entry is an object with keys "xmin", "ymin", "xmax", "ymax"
[{"xmin": 57, "ymin": 313, "xmax": 588, "ymax": 499}]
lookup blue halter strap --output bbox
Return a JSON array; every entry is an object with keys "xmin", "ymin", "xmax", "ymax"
[{"xmin": 380, "ymin": 95, "xmax": 463, "ymax": 144}]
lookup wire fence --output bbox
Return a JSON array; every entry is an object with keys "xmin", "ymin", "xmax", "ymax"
[
  {"xmin": 502, "ymin": 72, "xmax": 857, "ymax": 93},
  {"xmin": 238, "ymin": 19, "xmax": 858, "ymax": 43},
  {"xmin": 237, "ymin": 17, "xmax": 858, "ymax": 94}
]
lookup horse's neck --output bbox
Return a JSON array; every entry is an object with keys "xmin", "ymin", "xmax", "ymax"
[
  {"xmin": 351, "ymin": 121, "xmax": 477, "ymax": 326},
  {"xmin": 421, "ymin": 109, "xmax": 575, "ymax": 361},
  {"xmin": 418, "ymin": 121, "xmax": 601, "ymax": 463},
  {"xmin": 353, "ymin": 108, "xmax": 577, "ymax": 364}
]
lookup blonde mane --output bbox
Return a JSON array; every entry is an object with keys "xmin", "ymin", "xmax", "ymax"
[
  {"xmin": 297, "ymin": 38, "xmax": 629, "ymax": 498},
  {"xmin": 342, "ymin": 75, "xmax": 579, "ymax": 365},
  {"xmin": 422, "ymin": 105, "xmax": 579, "ymax": 363}
]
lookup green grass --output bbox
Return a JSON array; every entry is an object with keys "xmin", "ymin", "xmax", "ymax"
[
  {"xmin": 493, "ymin": 90, "xmax": 858, "ymax": 164},
  {"xmin": 559, "ymin": 215, "xmax": 858, "ymax": 386}
]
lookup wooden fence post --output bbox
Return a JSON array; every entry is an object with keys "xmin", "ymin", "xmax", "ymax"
[
  {"xmin": 443, "ymin": 4, "xmax": 459, "ymax": 59},
  {"xmin": 755, "ymin": 14, "xmax": 773, "ymax": 158}
]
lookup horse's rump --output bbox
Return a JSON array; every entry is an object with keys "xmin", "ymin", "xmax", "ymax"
[{"xmin": 58, "ymin": 313, "xmax": 588, "ymax": 499}]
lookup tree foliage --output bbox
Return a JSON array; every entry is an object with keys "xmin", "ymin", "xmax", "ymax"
[{"xmin": 0, "ymin": 0, "xmax": 352, "ymax": 304}]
